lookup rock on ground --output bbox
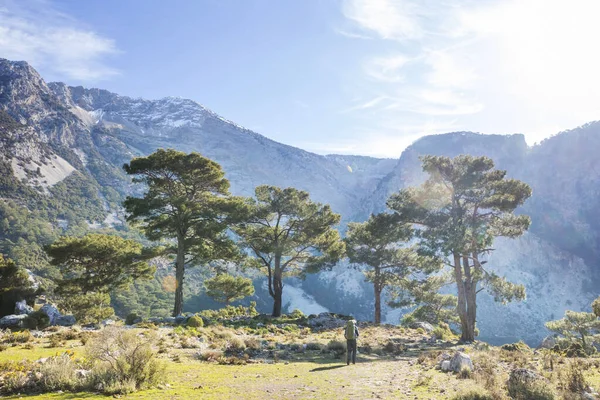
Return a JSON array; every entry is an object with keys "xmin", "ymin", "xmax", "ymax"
[
  {"xmin": 56, "ymin": 315, "xmax": 76, "ymax": 326},
  {"xmin": 308, "ymin": 313, "xmax": 347, "ymax": 330},
  {"xmin": 14, "ymin": 300, "xmax": 33, "ymax": 315},
  {"xmin": 0, "ymin": 314, "xmax": 28, "ymax": 328},
  {"xmin": 409, "ymin": 322, "xmax": 434, "ymax": 333},
  {"xmin": 40, "ymin": 304, "xmax": 61, "ymax": 325},
  {"xmin": 449, "ymin": 352, "xmax": 473, "ymax": 372},
  {"xmin": 507, "ymin": 368, "xmax": 547, "ymax": 392},
  {"xmin": 440, "ymin": 360, "xmax": 451, "ymax": 372}
]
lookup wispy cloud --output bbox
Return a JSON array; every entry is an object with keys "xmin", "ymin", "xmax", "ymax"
[
  {"xmin": 338, "ymin": 0, "xmax": 600, "ymax": 154},
  {"xmin": 341, "ymin": 0, "xmax": 423, "ymax": 41},
  {"xmin": 364, "ymin": 55, "xmax": 410, "ymax": 82},
  {"xmin": 0, "ymin": 0, "xmax": 120, "ymax": 82}
]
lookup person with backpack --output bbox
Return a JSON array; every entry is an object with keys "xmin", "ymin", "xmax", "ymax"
[{"xmin": 344, "ymin": 318, "xmax": 359, "ymax": 365}]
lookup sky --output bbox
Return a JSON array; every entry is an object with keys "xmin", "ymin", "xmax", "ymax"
[{"xmin": 1, "ymin": 0, "xmax": 600, "ymax": 158}]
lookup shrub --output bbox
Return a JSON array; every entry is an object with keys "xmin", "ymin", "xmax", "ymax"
[
  {"xmin": 244, "ymin": 337, "xmax": 261, "ymax": 351},
  {"xmin": 0, "ymin": 344, "xmax": 7, "ymax": 352},
  {"xmin": 473, "ymin": 352, "xmax": 498, "ymax": 390},
  {"xmin": 507, "ymin": 371, "xmax": 556, "ymax": 400},
  {"xmin": 0, "ymin": 353, "xmax": 85, "ymax": 395},
  {"xmin": 60, "ymin": 330, "xmax": 79, "ymax": 341},
  {"xmin": 199, "ymin": 349, "xmax": 224, "ymax": 362},
  {"xmin": 48, "ymin": 334, "xmax": 65, "ymax": 348},
  {"xmin": 290, "ymin": 309, "xmax": 305, "ymax": 319},
  {"xmin": 85, "ymin": 327, "xmax": 166, "ymax": 393},
  {"xmin": 564, "ymin": 361, "xmax": 588, "ymax": 394},
  {"xmin": 3, "ymin": 330, "xmax": 33, "ymax": 344},
  {"xmin": 501, "ymin": 341, "xmax": 531, "ymax": 352},
  {"xmin": 23, "ymin": 310, "xmax": 50, "ymax": 330},
  {"xmin": 125, "ymin": 313, "xmax": 141, "ymax": 326},
  {"xmin": 79, "ymin": 331, "xmax": 93, "ymax": 345},
  {"xmin": 384, "ymin": 341, "xmax": 406, "ymax": 356},
  {"xmin": 327, "ymin": 340, "xmax": 346, "ymax": 355},
  {"xmin": 565, "ymin": 342, "xmax": 587, "ymax": 358},
  {"xmin": 457, "ymin": 366, "xmax": 473, "ymax": 379},
  {"xmin": 187, "ymin": 315, "xmax": 204, "ymax": 328},
  {"xmin": 37, "ymin": 353, "xmax": 80, "ymax": 392},
  {"xmin": 432, "ymin": 322, "xmax": 455, "ymax": 341},
  {"xmin": 305, "ymin": 342, "xmax": 323, "ymax": 351},
  {"xmin": 359, "ymin": 344, "xmax": 372, "ymax": 354},
  {"xmin": 199, "ymin": 302, "xmax": 258, "ymax": 320},
  {"xmin": 102, "ymin": 378, "xmax": 137, "ymax": 396},
  {"xmin": 180, "ymin": 336, "xmax": 200, "ymax": 349},
  {"xmin": 225, "ymin": 337, "xmax": 246, "ymax": 353}
]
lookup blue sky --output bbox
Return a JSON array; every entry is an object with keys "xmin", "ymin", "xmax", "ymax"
[{"xmin": 2, "ymin": 0, "xmax": 600, "ymax": 157}]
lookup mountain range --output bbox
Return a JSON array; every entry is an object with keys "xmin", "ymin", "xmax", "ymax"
[{"xmin": 1, "ymin": 58, "xmax": 598, "ymax": 344}]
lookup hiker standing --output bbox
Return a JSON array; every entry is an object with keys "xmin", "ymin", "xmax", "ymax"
[{"xmin": 344, "ymin": 318, "xmax": 359, "ymax": 365}]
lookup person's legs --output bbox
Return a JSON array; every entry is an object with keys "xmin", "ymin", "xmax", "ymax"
[
  {"xmin": 346, "ymin": 340, "xmax": 351, "ymax": 365},
  {"xmin": 351, "ymin": 340, "xmax": 357, "ymax": 364}
]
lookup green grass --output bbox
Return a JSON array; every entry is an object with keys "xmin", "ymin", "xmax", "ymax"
[{"xmin": 4, "ymin": 324, "xmax": 600, "ymax": 399}]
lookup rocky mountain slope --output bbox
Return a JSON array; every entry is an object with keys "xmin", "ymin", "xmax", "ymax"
[{"xmin": 0, "ymin": 58, "xmax": 598, "ymax": 343}]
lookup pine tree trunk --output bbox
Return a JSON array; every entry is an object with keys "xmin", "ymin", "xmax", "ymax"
[
  {"xmin": 458, "ymin": 255, "xmax": 476, "ymax": 342},
  {"xmin": 173, "ymin": 234, "xmax": 185, "ymax": 317},
  {"xmin": 454, "ymin": 253, "xmax": 473, "ymax": 342},
  {"xmin": 272, "ymin": 254, "xmax": 283, "ymax": 317},
  {"xmin": 374, "ymin": 277, "xmax": 382, "ymax": 325}
]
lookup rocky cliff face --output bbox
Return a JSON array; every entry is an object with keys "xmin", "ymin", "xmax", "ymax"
[{"xmin": 0, "ymin": 58, "xmax": 598, "ymax": 343}]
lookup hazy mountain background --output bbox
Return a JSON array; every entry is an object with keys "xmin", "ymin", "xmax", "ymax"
[{"xmin": 1, "ymin": 58, "xmax": 598, "ymax": 344}]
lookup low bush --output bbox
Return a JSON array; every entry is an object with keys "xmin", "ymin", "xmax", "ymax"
[
  {"xmin": 125, "ymin": 313, "xmax": 141, "ymax": 326},
  {"xmin": 384, "ymin": 341, "xmax": 406, "ymax": 356},
  {"xmin": 501, "ymin": 340, "xmax": 531, "ymax": 352},
  {"xmin": 199, "ymin": 302, "xmax": 258, "ymax": 321},
  {"xmin": 37, "ymin": 353, "xmax": 80, "ymax": 392},
  {"xmin": 327, "ymin": 340, "xmax": 346, "ymax": 355},
  {"xmin": 290, "ymin": 309, "xmax": 305, "ymax": 319},
  {"xmin": 23, "ymin": 310, "xmax": 50, "ymax": 330},
  {"xmin": 305, "ymin": 342, "xmax": 323, "ymax": 351},
  {"xmin": 225, "ymin": 337, "xmax": 246, "ymax": 354},
  {"xmin": 2, "ymin": 330, "xmax": 33, "ymax": 344},
  {"xmin": 562, "ymin": 361, "xmax": 589, "ymax": 394},
  {"xmin": 86, "ymin": 327, "xmax": 166, "ymax": 394},
  {"xmin": 48, "ymin": 334, "xmax": 65, "ymax": 348},
  {"xmin": 244, "ymin": 337, "xmax": 261, "ymax": 351},
  {"xmin": 432, "ymin": 322, "xmax": 455, "ymax": 341},
  {"xmin": 565, "ymin": 342, "xmax": 587, "ymax": 358},
  {"xmin": 507, "ymin": 371, "xmax": 556, "ymax": 400},
  {"xmin": 0, "ymin": 352, "xmax": 84, "ymax": 395},
  {"xmin": 187, "ymin": 315, "xmax": 204, "ymax": 328},
  {"xmin": 199, "ymin": 349, "xmax": 224, "ymax": 362}
]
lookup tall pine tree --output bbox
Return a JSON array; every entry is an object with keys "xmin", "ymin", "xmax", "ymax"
[
  {"xmin": 123, "ymin": 149, "xmax": 247, "ymax": 316},
  {"xmin": 387, "ymin": 155, "xmax": 531, "ymax": 341}
]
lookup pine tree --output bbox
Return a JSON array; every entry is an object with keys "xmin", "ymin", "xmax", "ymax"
[
  {"xmin": 387, "ymin": 155, "xmax": 531, "ymax": 341},
  {"xmin": 345, "ymin": 212, "xmax": 435, "ymax": 324},
  {"xmin": 123, "ymin": 149, "xmax": 248, "ymax": 316},
  {"xmin": 45, "ymin": 233, "xmax": 155, "ymax": 295},
  {"xmin": 236, "ymin": 185, "xmax": 345, "ymax": 317},
  {"xmin": 0, "ymin": 254, "xmax": 38, "ymax": 317},
  {"xmin": 204, "ymin": 273, "xmax": 255, "ymax": 305}
]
